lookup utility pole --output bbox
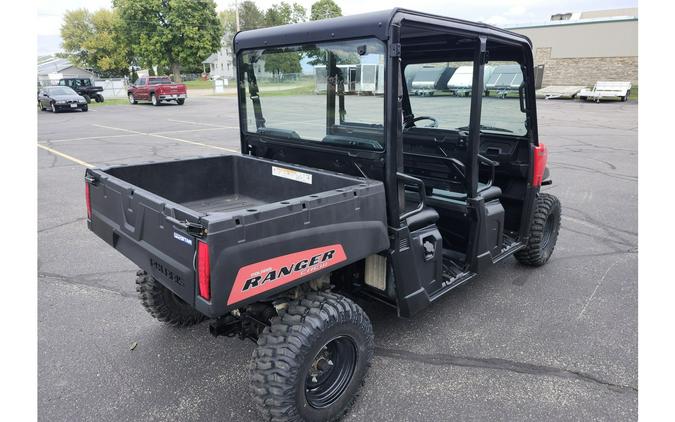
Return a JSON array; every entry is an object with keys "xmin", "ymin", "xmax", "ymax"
[{"xmin": 235, "ymin": 0, "xmax": 240, "ymax": 32}]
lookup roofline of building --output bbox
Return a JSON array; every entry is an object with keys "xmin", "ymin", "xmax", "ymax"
[{"xmin": 506, "ymin": 16, "xmax": 637, "ymax": 30}]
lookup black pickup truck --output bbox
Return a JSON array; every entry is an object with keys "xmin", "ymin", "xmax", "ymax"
[
  {"xmin": 57, "ymin": 77, "xmax": 104, "ymax": 103},
  {"xmin": 86, "ymin": 8, "xmax": 561, "ymax": 421}
]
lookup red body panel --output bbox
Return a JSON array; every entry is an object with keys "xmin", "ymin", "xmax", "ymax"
[{"xmin": 227, "ymin": 245, "xmax": 347, "ymax": 305}]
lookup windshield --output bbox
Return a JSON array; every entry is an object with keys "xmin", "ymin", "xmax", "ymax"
[
  {"xmin": 47, "ymin": 87, "xmax": 76, "ymax": 96},
  {"xmin": 149, "ymin": 77, "xmax": 172, "ymax": 85},
  {"xmin": 238, "ymin": 38, "xmax": 386, "ymax": 150},
  {"xmin": 405, "ymin": 60, "xmax": 528, "ymax": 135}
]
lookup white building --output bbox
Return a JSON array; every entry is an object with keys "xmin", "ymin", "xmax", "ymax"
[
  {"xmin": 37, "ymin": 57, "xmax": 97, "ymax": 85},
  {"xmin": 203, "ymin": 34, "xmax": 236, "ymax": 80}
]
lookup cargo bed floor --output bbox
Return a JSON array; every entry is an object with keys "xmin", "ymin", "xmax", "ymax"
[{"xmin": 181, "ymin": 194, "xmax": 265, "ymax": 213}]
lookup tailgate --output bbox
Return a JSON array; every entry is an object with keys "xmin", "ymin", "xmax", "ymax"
[
  {"xmin": 85, "ymin": 168, "xmax": 202, "ymax": 304},
  {"xmin": 160, "ymin": 84, "xmax": 186, "ymax": 94}
]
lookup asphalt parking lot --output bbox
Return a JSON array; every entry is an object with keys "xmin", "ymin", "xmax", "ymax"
[{"xmin": 38, "ymin": 96, "xmax": 638, "ymax": 421}]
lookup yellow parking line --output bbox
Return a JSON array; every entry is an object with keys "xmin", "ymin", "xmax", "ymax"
[
  {"xmin": 37, "ymin": 144, "xmax": 94, "ymax": 168},
  {"xmin": 92, "ymin": 124, "xmax": 239, "ymax": 153}
]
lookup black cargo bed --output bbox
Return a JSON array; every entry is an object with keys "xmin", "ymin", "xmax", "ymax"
[
  {"xmin": 102, "ymin": 154, "xmax": 362, "ymax": 215},
  {"xmin": 181, "ymin": 194, "xmax": 264, "ymax": 213}
]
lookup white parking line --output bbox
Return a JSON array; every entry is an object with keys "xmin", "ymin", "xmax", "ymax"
[
  {"xmin": 92, "ymin": 124, "xmax": 239, "ymax": 153},
  {"xmin": 167, "ymin": 118, "xmax": 238, "ymax": 129},
  {"xmin": 39, "ymin": 126, "xmax": 235, "ymax": 145}
]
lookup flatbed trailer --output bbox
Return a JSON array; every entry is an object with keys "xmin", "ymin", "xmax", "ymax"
[{"xmin": 579, "ymin": 81, "xmax": 632, "ymax": 102}]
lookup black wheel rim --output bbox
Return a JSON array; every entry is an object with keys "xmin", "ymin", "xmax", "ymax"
[
  {"xmin": 305, "ymin": 335, "xmax": 357, "ymax": 409},
  {"xmin": 541, "ymin": 214, "xmax": 555, "ymax": 251}
]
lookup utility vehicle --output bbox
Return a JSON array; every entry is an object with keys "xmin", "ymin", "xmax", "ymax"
[
  {"xmin": 57, "ymin": 77, "xmax": 104, "ymax": 103},
  {"xmin": 85, "ymin": 8, "xmax": 561, "ymax": 421}
]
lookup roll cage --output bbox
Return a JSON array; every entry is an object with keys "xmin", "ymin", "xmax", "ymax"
[{"xmin": 234, "ymin": 9, "xmax": 541, "ymax": 304}]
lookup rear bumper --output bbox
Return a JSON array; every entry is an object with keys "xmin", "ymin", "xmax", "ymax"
[{"xmin": 158, "ymin": 93, "xmax": 187, "ymax": 100}]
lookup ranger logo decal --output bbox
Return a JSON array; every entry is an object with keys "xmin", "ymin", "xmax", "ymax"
[{"xmin": 227, "ymin": 244, "xmax": 347, "ymax": 305}]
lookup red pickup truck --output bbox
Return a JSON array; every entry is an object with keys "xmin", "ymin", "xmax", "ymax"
[{"xmin": 128, "ymin": 76, "xmax": 187, "ymax": 106}]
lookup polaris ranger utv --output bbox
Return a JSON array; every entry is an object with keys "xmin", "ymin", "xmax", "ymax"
[{"xmin": 85, "ymin": 9, "xmax": 560, "ymax": 421}]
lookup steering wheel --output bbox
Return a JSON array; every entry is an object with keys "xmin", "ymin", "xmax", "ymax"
[{"xmin": 405, "ymin": 116, "xmax": 438, "ymax": 129}]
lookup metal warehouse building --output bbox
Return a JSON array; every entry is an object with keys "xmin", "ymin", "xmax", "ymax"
[{"xmin": 507, "ymin": 8, "xmax": 638, "ymax": 87}]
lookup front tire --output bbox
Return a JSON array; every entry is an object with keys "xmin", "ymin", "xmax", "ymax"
[
  {"xmin": 177, "ymin": 99, "xmax": 185, "ymax": 105},
  {"xmin": 250, "ymin": 292, "xmax": 374, "ymax": 422},
  {"xmin": 128, "ymin": 93, "xmax": 137, "ymax": 104},
  {"xmin": 83, "ymin": 95, "xmax": 91, "ymax": 104},
  {"xmin": 515, "ymin": 193, "xmax": 561, "ymax": 267},
  {"xmin": 50, "ymin": 102, "xmax": 58, "ymax": 113},
  {"xmin": 135, "ymin": 270, "xmax": 206, "ymax": 327},
  {"xmin": 82, "ymin": 104, "xmax": 88, "ymax": 112}
]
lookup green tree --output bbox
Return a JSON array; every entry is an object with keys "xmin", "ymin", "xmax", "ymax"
[
  {"xmin": 219, "ymin": 8, "xmax": 237, "ymax": 34},
  {"xmin": 264, "ymin": 51, "xmax": 302, "ymax": 80},
  {"xmin": 238, "ymin": 0, "xmax": 265, "ymax": 31},
  {"xmin": 60, "ymin": 8, "xmax": 132, "ymax": 77},
  {"xmin": 114, "ymin": 0, "xmax": 223, "ymax": 82},
  {"xmin": 310, "ymin": 0, "xmax": 341, "ymax": 21},
  {"xmin": 265, "ymin": 2, "xmax": 306, "ymax": 26}
]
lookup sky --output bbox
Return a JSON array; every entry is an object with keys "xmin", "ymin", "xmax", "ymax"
[{"xmin": 37, "ymin": 0, "xmax": 638, "ymax": 56}]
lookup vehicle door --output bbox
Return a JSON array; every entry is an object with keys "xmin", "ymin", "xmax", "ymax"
[
  {"xmin": 135, "ymin": 77, "xmax": 148, "ymax": 100},
  {"xmin": 38, "ymin": 89, "xmax": 48, "ymax": 107}
]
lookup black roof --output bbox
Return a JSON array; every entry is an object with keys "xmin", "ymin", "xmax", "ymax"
[{"xmin": 233, "ymin": 8, "xmax": 531, "ymax": 53}]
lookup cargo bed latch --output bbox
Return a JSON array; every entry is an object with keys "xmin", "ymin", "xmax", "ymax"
[
  {"xmin": 166, "ymin": 215, "xmax": 207, "ymax": 238},
  {"xmin": 185, "ymin": 222, "xmax": 207, "ymax": 238}
]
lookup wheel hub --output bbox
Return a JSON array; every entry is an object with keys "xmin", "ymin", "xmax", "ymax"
[{"xmin": 305, "ymin": 336, "xmax": 357, "ymax": 409}]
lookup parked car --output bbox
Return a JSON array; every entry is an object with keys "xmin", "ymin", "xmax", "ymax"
[
  {"xmin": 128, "ymin": 76, "xmax": 187, "ymax": 106},
  {"xmin": 38, "ymin": 86, "xmax": 88, "ymax": 113},
  {"xmin": 57, "ymin": 77, "xmax": 104, "ymax": 103}
]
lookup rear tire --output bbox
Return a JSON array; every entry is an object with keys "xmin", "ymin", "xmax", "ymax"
[
  {"xmin": 177, "ymin": 99, "xmax": 185, "ymax": 105},
  {"xmin": 151, "ymin": 93, "xmax": 160, "ymax": 106},
  {"xmin": 95, "ymin": 94, "xmax": 104, "ymax": 103},
  {"xmin": 135, "ymin": 270, "xmax": 206, "ymax": 327},
  {"xmin": 250, "ymin": 291, "xmax": 374, "ymax": 422},
  {"xmin": 515, "ymin": 193, "xmax": 561, "ymax": 267}
]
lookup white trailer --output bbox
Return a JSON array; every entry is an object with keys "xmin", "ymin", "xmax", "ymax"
[
  {"xmin": 447, "ymin": 65, "xmax": 494, "ymax": 96},
  {"xmin": 314, "ymin": 65, "xmax": 359, "ymax": 94},
  {"xmin": 485, "ymin": 64, "xmax": 523, "ymax": 98},
  {"xmin": 578, "ymin": 81, "xmax": 632, "ymax": 102},
  {"xmin": 358, "ymin": 64, "xmax": 385, "ymax": 95}
]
